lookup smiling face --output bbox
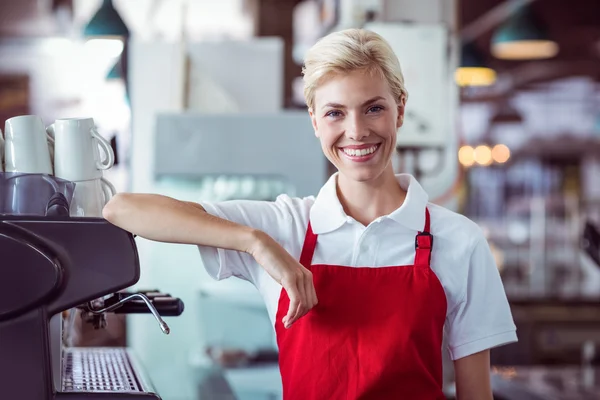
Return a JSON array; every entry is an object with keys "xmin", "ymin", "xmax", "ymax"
[{"xmin": 309, "ymin": 69, "xmax": 405, "ymax": 184}]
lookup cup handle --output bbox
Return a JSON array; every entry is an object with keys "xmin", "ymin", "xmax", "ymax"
[
  {"xmin": 45, "ymin": 124, "xmax": 55, "ymax": 143},
  {"xmin": 91, "ymin": 128, "xmax": 115, "ymax": 170},
  {"xmin": 45, "ymin": 125, "xmax": 55, "ymax": 168},
  {"xmin": 0, "ymin": 135, "xmax": 4, "ymax": 172},
  {"xmin": 100, "ymin": 177, "xmax": 117, "ymax": 205}
]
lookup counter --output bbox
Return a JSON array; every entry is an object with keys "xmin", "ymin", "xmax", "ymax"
[
  {"xmin": 492, "ymin": 366, "xmax": 600, "ymax": 400},
  {"xmin": 191, "ymin": 361, "xmax": 600, "ymax": 399}
]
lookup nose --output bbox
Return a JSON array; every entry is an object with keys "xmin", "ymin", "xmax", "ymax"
[{"xmin": 345, "ymin": 113, "xmax": 369, "ymax": 141}]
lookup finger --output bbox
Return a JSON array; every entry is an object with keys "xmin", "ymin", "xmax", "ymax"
[
  {"xmin": 306, "ymin": 270, "xmax": 318, "ymax": 308},
  {"xmin": 304, "ymin": 270, "xmax": 316, "ymax": 309},
  {"xmin": 284, "ymin": 292, "xmax": 299, "ymax": 328},
  {"xmin": 281, "ymin": 276, "xmax": 300, "ymax": 328},
  {"xmin": 289, "ymin": 273, "xmax": 308, "ymax": 326},
  {"xmin": 283, "ymin": 278, "xmax": 300, "ymax": 328},
  {"xmin": 292, "ymin": 299, "xmax": 304, "ymax": 326}
]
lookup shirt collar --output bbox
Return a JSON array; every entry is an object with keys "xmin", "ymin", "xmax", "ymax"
[{"xmin": 309, "ymin": 172, "xmax": 429, "ymax": 234}]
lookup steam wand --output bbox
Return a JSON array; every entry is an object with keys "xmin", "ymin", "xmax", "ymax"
[{"xmin": 86, "ymin": 293, "xmax": 170, "ymax": 334}]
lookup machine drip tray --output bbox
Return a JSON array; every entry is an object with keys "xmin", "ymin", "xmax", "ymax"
[{"xmin": 62, "ymin": 348, "xmax": 141, "ymax": 393}]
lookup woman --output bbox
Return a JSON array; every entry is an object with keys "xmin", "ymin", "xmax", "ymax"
[{"xmin": 104, "ymin": 29, "xmax": 517, "ymax": 400}]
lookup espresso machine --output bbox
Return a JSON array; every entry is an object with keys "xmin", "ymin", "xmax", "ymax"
[{"xmin": 0, "ymin": 176, "xmax": 185, "ymax": 400}]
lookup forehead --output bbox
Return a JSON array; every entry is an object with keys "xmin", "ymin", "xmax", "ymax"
[{"xmin": 313, "ymin": 69, "xmax": 393, "ymax": 108}]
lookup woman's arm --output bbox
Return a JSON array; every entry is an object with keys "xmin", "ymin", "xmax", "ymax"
[
  {"xmin": 103, "ymin": 193, "xmax": 256, "ymax": 250},
  {"xmin": 453, "ymin": 349, "xmax": 493, "ymax": 400},
  {"xmin": 102, "ymin": 193, "xmax": 317, "ymax": 328}
]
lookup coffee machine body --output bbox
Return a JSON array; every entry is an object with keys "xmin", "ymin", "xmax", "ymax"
[{"xmin": 0, "ymin": 215, "xmax": 180, "ymax": 400}]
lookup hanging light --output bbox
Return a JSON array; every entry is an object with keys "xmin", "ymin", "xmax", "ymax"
[
  {"xmin": 491, "ymin": 5, "xmax": 558, "ymax": 60},
  {"xmin": 474, "ymin": 145, "xmax": 493, "ymax": 166},
  {"xmin": 458, "ymin": 145, "xmax": 476, "ymax": 167},
  {"xmin": 459, "ymin": 143, "xmax": 511, "ymax": 167},
  {"xmin": 83, "ymin": 0, "xmax": 129, "ymax": 58},
  {"xmin": 455, "ymin": 43, "xmax": 497, "ymax": 87},
  {"xmin": 84, "ymin": 0, "xmax": 129, "ymax": 38},
  {"xmin": 492, "ymin": 144, "xmax": 511, "ymax": 163}
]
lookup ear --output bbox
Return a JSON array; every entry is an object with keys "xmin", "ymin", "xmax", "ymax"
[
  {"xmin": 309, "ymin": 108, "xmax": 319, "ymax": 138},
  {"xmin": 396, "ymin": 96, "xmax": 406, "ymax": 129}
]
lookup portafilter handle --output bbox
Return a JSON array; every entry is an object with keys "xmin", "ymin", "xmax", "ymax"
[{"xmin": 87, "ymin": 293, "xmax": 170, "ymax": 334}]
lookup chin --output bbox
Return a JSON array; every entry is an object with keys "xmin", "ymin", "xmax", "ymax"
[
  {"xmin": 326, "ymin": 144, "xmax": 394, "ymax": 184},
  {"xmin": 337, "ymin": 165, "xmax": 387, "ymax": 183}
]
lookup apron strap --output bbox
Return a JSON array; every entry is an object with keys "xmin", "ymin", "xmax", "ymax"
[
  {"xmin": 414, "ymin": 208, "xmax": 433, "ymax": 267},
  {"xmin": 300, "ymin": 221, "xmax": 318, "ymax": 267},
  {"xmin": 301, "ymin": 208, "xmax": 433, "ymax": 268}
]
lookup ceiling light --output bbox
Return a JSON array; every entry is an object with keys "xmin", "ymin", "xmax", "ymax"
[
  {"xmin": 474, "ymin": 145, "xmax": 493, "ymax": 166},
  {"xmin": 492, "ymin": 144, "xmax": 511, "ymax": 163},
  {"xmin": 84, "ymin": 0, "xmax": 129, "ymax": 39},
  {"xmin": 491, "ymin": 6, "xmax": 558, "ymax": 60},
  {"xmin": 455, "ymin": 43, "xmax": 497, "ymax": 87},
  {"xmin": 458, "ymin": 146, "xmax": 476, "ymax": 167}
]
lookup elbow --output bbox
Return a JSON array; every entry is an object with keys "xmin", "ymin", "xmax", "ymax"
[{"xmin": 102, "ymin": 193, "xmax": 132, "ymax": 225}]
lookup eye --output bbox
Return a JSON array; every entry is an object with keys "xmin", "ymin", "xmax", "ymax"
[
  {"xmin": 367, "ymin": 105, "xmax": 384, "ymax": 113},
  {"xmin": 325, "ymin": 110, "xmax": 343, "ymax": 118}
]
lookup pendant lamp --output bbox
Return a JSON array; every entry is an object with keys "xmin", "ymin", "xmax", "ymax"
[
  {"xmin": 455, "ymin": 43, "xmax": 497, "ymax": 87},
  {"xmin": 84, "ymin": 0, "xmax": 129, "ymax": 38},
  {"xmin": 491, "ymin": 5, "xmax": 558, "ymax": 60}
]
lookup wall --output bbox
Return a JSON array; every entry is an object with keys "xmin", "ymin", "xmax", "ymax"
[{"xmin": 381, "ymin": 0, "xmax": 461, "ymax": 209}]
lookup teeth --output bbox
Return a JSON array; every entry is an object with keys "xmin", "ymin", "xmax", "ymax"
[{"xmin": 342, "ymin": 145, "xmax": 378, "ymax": 157}]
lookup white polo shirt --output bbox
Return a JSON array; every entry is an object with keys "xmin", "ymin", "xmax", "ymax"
[{"xmin": 198, "ymin": 173, "xmax": 517, "ymax": 360}]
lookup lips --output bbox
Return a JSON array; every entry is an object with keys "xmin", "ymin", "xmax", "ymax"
[
  {"xmin": 341, "ymin": 144, "xmax": 379, "ymax": 157},
  {"xmin": 338, "ymin": 144, "xmax": 381, "ymax": 162}
]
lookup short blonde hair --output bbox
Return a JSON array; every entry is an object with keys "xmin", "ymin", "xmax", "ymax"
[{"xmin": 302, "ymin": 28, "xmax": 408, "ymax": 110}]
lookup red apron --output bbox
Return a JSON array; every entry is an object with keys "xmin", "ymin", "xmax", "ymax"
[{"xmin": 275, "ymin": 208, "xmax": 447, "ymax": 399}]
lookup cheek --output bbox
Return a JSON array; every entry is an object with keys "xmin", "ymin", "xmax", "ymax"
[
  {"xmin": 316, "ymin": 120, "xmax": 342, "ymax": 147},
  {"xmin": 380, "ymin": 116, "xmax": 399, "ymax": 139}
]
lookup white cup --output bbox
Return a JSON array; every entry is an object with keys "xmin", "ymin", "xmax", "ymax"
[
  {"xmin": 49, "ymin": 118, "xmax": 114, "ymax": 182},
  {"xmin": 69, "ymin": 177, "xmax": 117, "ymax": 217},
  {"xmin": 4, "ymin": 115, "xmax": 54, "ymax": 174}
]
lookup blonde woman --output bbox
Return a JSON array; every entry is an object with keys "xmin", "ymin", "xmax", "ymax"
[{"xmin": 104, "ymin": 29, "xmax": 516, "ymax": 399}]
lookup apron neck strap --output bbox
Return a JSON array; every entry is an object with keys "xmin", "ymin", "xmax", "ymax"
[
  {"xmin": 301, "ymin": 208, "xmax": 432, "ymax": 268},
  {"xmin": 300, "ymin": 221, "xmax": 318, "ymax": 267},
  {"xmin": 414, "ymin": 208, "xmax": 433, "ymax": 267}
]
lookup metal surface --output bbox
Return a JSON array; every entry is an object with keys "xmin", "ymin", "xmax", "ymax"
[
  {"xmin": 62, "ymin": 348, "xmax": 141, "ymax": 393},
  {"xmin": 87, "ymin": 293, "xmax": 170, "ymax": 334}
]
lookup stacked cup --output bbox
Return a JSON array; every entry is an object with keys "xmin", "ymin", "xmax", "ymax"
[
  {"xmin": 4, "ymin": 115, "xmax": 54, "ymax": 175},
  {"xmin": 47, "ymin": 118, "xmax": 116, "ymax": 217},
  {"xmin": 2, "ymin": 115, "xmax": 116, "ymax": 217},
  {"xmin": 2, "ymin": 116, "xmax": 58, "ymax": 215}
]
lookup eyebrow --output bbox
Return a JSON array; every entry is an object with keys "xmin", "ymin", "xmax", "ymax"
[{"xmin": 321, "ymin": 96, "xmax": 386, "ymax": 110}]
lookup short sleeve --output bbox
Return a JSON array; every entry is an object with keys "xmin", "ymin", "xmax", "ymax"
[
  {"xmin": 446, "ymin": 234, "xmax": 517, "ymax": 360},
  {"xmin": 197, "ymin": 195, "xmax": 309, "ymax": 286}
]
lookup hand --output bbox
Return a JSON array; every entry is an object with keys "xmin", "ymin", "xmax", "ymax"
[{"xmin": 249, "ymin": 231, "xmax": 318, "ymax": 328}]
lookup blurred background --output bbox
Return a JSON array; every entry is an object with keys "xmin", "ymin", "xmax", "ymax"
[{"xmin": 1, "ymin": 0, "xmax": 600, "ymax": 399}]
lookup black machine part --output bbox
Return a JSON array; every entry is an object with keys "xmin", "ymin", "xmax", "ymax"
[{"xmin": 0, "ymin": 216, "xmax": 182, "ymax": 400}]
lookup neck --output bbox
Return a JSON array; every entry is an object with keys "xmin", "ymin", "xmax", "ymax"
[{"xmin": 336, "ymin": 165, "xmax": 406, "ymax": 226}]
